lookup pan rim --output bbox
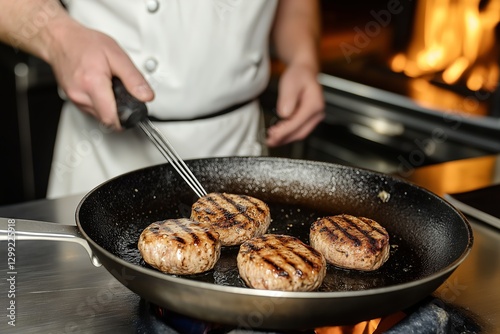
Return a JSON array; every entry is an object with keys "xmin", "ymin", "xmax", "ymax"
[{"xmin": 76, "ymin": 157, "xmax": 474, "ymax": 298}]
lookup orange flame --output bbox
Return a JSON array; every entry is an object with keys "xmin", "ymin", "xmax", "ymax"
[
  {"xmin": 390, "ymin": 0, "xmax": 499, "ymax": 92},
  {"xmin": 315, "ymin": 311, "xmax": 406, "ymax": 334}
]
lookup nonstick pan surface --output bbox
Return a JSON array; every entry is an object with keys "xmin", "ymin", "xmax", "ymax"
[{"xmin": 76, "ymin": 157, "xmax": 473, "ymax": 329}]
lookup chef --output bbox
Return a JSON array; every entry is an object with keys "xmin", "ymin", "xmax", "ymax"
[{"xmin": 0, "ymin": 0, "xmax": 325, "ymax": 198}]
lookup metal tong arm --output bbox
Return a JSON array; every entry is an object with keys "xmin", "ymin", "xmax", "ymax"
[
  {"xmin": 138, "ymin": 119, "xmax": 207, "ymax": 198},
  {"xmin": 112, "ymin": 77, "xmax": 207, "ymax": 198}
]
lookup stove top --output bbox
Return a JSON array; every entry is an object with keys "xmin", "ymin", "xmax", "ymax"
[{"xmin": 133, "ymin": 297, "xmax": 481, "ymax": 334}]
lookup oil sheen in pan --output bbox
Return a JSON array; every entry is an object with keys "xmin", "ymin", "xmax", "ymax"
[{"xmin": 119, "ymin": 202, "xmax": 421, "ymax": 292}]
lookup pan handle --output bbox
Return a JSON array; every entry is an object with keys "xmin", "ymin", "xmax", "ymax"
[{"xmin": 0, "ymin": 218, "xmax": 101, "ymax": 267}]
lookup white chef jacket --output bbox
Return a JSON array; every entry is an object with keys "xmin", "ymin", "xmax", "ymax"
[{"xmin": 47, "ymin": 0, "xmax": 278, "ymax": 198}]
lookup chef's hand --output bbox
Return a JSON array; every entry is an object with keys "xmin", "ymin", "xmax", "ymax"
[
  {"xmin": 266, "ymin": 64, "xmax": 325, "ymax": 147},
  {"xmin": 46, "ymin": 18, "xmax": 154, "ymax": 130}
]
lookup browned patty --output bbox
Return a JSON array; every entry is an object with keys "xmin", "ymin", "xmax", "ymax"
[
  {"xmin": 237, "ymin": 234, "xmax": 326, "ymax": 291},
  {"xmin": 191, "ymin": 192, "xmax": 271, "ymax": 246},
  {"xmin": 309, "ymin": 214, "xmax": 390, "ymax": 271},
  {"xmin": 138, "ymin": 218, "xmax": 221, "ymax": 275}
]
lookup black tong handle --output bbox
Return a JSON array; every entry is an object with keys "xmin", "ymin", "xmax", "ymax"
[{"xmin": 112, "ymin": 77, "xmax": 148, "ymax": 128}]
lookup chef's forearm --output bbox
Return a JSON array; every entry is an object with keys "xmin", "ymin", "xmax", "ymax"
[
  {"xmin": 272, "ymin": 0, "xmax": 321, "ymax": 72},
  {"xmin": 0, "ymin": 0, "xmax": 71, "ymax": 62}
]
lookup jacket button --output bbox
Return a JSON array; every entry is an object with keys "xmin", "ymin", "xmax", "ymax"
[
  {"xmin": 145, "ymin": 0, "xmax": 160, "ymax": 13},
  {"xmin": 251, "ymin": 52, "xmax": 263, "ymax": 66},
  {"xmin": 144, "ymin": 58, "xmax": 158, "ymax": 73}
]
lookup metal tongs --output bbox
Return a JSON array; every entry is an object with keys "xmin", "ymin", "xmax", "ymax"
[{"xmin": 112, "ymin": 77, "xmax": 207, "ymax": 198}]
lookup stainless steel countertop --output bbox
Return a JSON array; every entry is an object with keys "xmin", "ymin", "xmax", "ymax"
[{"xmin": 1, "ymin": 156, "xmax": 500, "ymax": 333}]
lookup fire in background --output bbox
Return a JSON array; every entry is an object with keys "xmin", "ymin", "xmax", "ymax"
[{"xmin": 390, "ymin": 0, "xmax": 499, "ymax": 93}]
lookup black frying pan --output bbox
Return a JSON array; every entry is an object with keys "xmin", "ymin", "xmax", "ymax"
[{"xmin": 72, "ymin": 156, "xmax": 472, "ymax": 330}]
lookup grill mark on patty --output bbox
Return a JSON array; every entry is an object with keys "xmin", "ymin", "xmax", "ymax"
[
  {"xmin": 343, "ymin": 215, "xmax": 384, "ymax": 237},
  {"xmin": 264, "ymin": 241, "xmax": 278, "ymax": 251},
  {"xmin": 324, "ymin": 216, "xmax": 362, "ymax": 246},
  {"xmin": 358, "ymin": 216, "xmax": 388, "ymax": 236},
  {"xmin": 244, "ymin": 242, "xmax": 262, "ymax": 253},
  {"xmin": 282, "ymin": 241, "xmax": 322, "ymax": 273},
  {"xmin": 155, "ymin": 221, "xmax": 173, "ymax": 233},
  {"xmin": 201, "ymin": 194, "xmax": 253, "ymax": 227},
  {"xmin": 341, "ymin": 215, "xmax": 387, "ymax": 252},
  {"xmin": 205, "ymin": 230, "xmax": 218, "ymax": 243},
  {"xmin": 323, "ymin": 216, "xmax": 386, "ymax": 253},
  {"xmin": 251, "ymin": 236, "xmax": 319, "ymax": 277},
  {"xmin": 157, "ymin": 219, "xmax": 217, "ymax": 244},
  {"xmin": 172, "ymin": 235, "xmax": 186, "ymax": 244},
  {"xmin": 239, "ymin": 195, "xmax": 267, "ymax": 215},
  {"xmin": 219, "ymin": 193, "xmax": 254, "ymax": 222},
  {"xmin": 174, "ymin": 218, "xmax": 200, "ymax": 245},
  {"xmin": 262, "ymin": 257, "xmax": 288, "ymax": 276},
  {"xmin": 285, "ymin": 244, "xmax": 320, "ymax": 270},
  {"xmin": 148, "ymin": 225, "xmax": 160, "ymax": 233}
]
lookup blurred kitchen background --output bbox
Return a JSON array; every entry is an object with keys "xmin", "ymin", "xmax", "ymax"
[{"xmin": 1, "ymin": 0, "xmax": 499, "ymax": 205}]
